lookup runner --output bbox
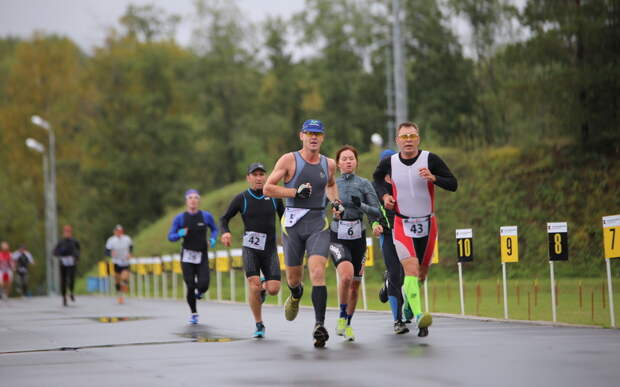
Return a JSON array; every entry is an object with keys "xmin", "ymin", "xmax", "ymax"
[
  {"xmin": 374, "ymin": 149, "xmax": 410, "ymax": 334},
  {"xmin": 12, "ymin": 245, "xmax": 34, "ymax": 297},
  {"xmin": 220, "ymin": 162, "xmax": 284, "ymax": 338},
  {"xmin": 263, "ymin": 119, "xmax": 342, "ymax": 348},
  {"xmin": 0, "ymin": 241, "xmax": 14, "ymax": 300},
  {"xmin": 373, "ymin": 122, "xmax": 457, "ymax": 337},
  {"xmin": 105, "ymin": 225, "xmax": 133, "ymax": 304},
  {"xmin": 329, "ymin": 145, "xmax": 383, "ymax": 342},
  {"xmin": 167, "ymin": 189, "xmax": 218, "ymax": 325},
  {"xmin": 52, "ymin": 225, "xmax": 81, "ymax": 306}
]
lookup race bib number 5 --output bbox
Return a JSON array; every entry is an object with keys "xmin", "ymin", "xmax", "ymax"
[
  {"xmin": 337, "ymin": 220, "xmax": 363, "ymax": 240},
  {"xmin": 182, "ymin": 249, "xmax": 202, "ymax": 264},
  {"xmin": 284, "ymin": 207, "xmax": 310, "ymax": 227},
  {"xmin": 403, "ymin": 217, "xmax": 429, "ymax": 238},
  {"xmin": 243, "ymin": 231, "xmax": 267, "ymax": 250}
]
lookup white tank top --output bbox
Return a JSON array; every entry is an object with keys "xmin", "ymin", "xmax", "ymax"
[{"xmin": 390, "ymin": 151, "xmax": 434, "ymax": 217}]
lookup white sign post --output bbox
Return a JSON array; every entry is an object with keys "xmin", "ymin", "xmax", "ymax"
[
  {"xmin": 500, "ymin": 226, "xmax": 519, "ymax": 319},
  {"xmin": 547, "ymin": 222, "xmax": 568, "ymax": 323},
  {"xmin": 456, "ymin": 229, "xmax": 473, "ymax": 316}
]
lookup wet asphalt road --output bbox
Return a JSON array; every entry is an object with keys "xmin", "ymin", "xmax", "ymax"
[{"xmin": 1, "ymin": 296, "xmax": 618, "ymax": 387}]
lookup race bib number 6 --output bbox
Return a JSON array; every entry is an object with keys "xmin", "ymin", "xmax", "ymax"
[
  {"xmin": 403, "ymin": 217, "xmax": 429, "ymax": 238},
  {"xmin": 337, "ymin": 220, "xmax": 363, "ymax": 240}
]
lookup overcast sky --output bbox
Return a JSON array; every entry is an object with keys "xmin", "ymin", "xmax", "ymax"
[{"xmin": 0, "ymin": 0, "xmax": 306, "ymax": 51}]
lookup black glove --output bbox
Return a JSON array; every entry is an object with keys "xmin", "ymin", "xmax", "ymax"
[
  {"xmin": 295, "ymin": 183, "xmax": 312, "ymax": 199},
  {"xmin": 331, "ymin": 200, "xmax": 344, "ymax": 213},
  {"xmin": 351, "ymin": 196, "xmax": 361, "ymax": 208}
]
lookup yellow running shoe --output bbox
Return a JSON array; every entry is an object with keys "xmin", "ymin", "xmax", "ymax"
[
  {"xmin": 284, "ymin": 295, "xmax": 300, "ymax": 321},
  {"xmin": 344, "ymin": 325, "xmax": 355, "ymax": 342},
  {"xmin": 416, "ymin": 313, "xmax": 433, "ymax": 337},
  {"xmin": 336, "ymin": 317, "xmax": 347, "ymax": 336}
]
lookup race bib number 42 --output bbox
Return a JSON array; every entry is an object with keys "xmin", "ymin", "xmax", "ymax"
[
  {"xmin": 182, "ymin": 249, "xmax": 202, "ymax": 264},
  {"xmin": 403, "ymin": 217, "xmax": 429, "ymax": 238},
  {"xmin": 243, "ymin": 231, "xmax": 267, "ymax": 250},
  {"xmin": 337, "ymin": 220, "xmax": 363, "ymax": 240}
]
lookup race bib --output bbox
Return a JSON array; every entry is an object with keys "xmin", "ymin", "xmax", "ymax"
[
  {"xmin": 243, "ymin": 231, "xmax": 267, "ymax": 251},
  {"xmin": 337, "ymin": 220, "xmax": 363, "ymax": 240},
  {"xmin": 284, "ymin": 207, "xmax": 310, "ymax": 227},
  {"xmin": 60, "ymin": 256, "xmax": 75, "ymax": 266},
  {"xmin": 403, "ymin": 217, "xmax": 430, "ymax": 238},
  {"xmin": 182, "ymin": 249, "xmax": 202, "ymax": 264}
]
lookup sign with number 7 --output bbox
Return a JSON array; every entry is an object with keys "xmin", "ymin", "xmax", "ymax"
[{"xmin": 603, "ymin": 215, "xmax": 620, "ymax": 260}]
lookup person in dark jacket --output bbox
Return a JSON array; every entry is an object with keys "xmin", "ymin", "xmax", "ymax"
[{"xmin": 53, "ymin": 225, "xmax": 80, "ymax": 306}]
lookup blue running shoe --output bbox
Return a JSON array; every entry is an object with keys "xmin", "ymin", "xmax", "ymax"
[
  {"xmin": 189, "ymin": 314, "xmax": 199, "ymax": 325},
  {"xmin": 195, "ymin": 289, "xmax": 204, "ymax": 300},
  {"xmin": 253, "ymin": 323, "xmax": 265, "ymax": 339}
]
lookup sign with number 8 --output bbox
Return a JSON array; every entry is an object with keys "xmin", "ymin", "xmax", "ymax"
[{"xmin": 547, "ymin": 222, "xmax": 568, "ymax": 261}]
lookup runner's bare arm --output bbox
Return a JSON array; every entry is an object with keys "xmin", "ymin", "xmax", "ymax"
[
  {"xmin": 263, "ymin": 153, "xmax": 297, "ymax": 199},
  {"xmin": 325, "ymin": 158, "xmax": 340, "ymax": 203}
]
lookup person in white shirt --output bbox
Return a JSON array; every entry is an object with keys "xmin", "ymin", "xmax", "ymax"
[{"xmin": 105, "ymin": 225, "xmax": 133, "ymax": 304}]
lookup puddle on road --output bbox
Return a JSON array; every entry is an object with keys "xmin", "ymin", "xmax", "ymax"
[
  {"xmin": 90, "ymin": 316, "xmax": 151, "ymax": 323},
  {"xmin": 177, "ymin": 332, "xmax": 240, "ymax": 343}
]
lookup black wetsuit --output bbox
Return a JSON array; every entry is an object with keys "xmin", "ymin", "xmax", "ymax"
[{"xmin": 53, "ymin": 237, "xmax": 80, "ymax": 299}]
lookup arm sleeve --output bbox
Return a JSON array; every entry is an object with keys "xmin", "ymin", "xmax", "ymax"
[
  {"xmin": 360, "ymin": 179, "xmax": 382, "ymax": 221},
  {"xmin": 203, "ymin": 211, "xmax": 219, "ymax": 240},
  {"xmin": 372, "ymin": 157, "xmax": 392, "ymax": 200},
  {"xmin": 219, "ymin": 194, "xmax": 243, "ymax": 234},
  {"xmin": 167, "ymin": 214, "xmax": 183, "ymax": 242},
  {"xmin": 104, "ymin": 237, "xmax": 112, "ymax": 256},
  {"xmin": 52, "ymin": 242, "xmax": 61, "ymax": 257},
  {"xmin": 74, "ymin": 240, "xmax": 80, "ymax": 259},
  {"xmin": 276, "ymin": 199, "xmax": 285, "ymax": 219},
  {"xmin": 428, "ymin": 153, "xmax": 458, "ymax": 192},
  {"xmin": 104, "ymin": 248, "xmax": 111, "ymax": 257}
]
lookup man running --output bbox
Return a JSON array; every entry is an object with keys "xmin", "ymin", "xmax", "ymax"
[
  {"xmin": 0, "ymin": 241, "xmax": 14, "ymax": 300},
  {"xmin": 220, "ymin": 162, "xmax": 284, "ymax": 338},
  {"xmin": 264, "ymin": 119, "xmax": 342, "ymax": 348},
  {"xmin": 168, "ymin": 189, "xmax": 218, "ymax": 325},
  {"xmin": 330, "ymin": 145, "xmax": 383, "ymax": 342},
  {"xmin": 105, "ymin": 225, "xmax": 133, "ymax": 304},
  {"xmin": 12, "ymin": 245, "xmax": 35, "ymax": 297},
  {"xmin": 53, "ymin": 225, "xmax": 81, "ymax": 306},
  {"xmin": 373, "ymin": 122, "xmax": 457, "ymax": 337},
  {"xmin": 374, "ymin": 149, "xmax": 410, "ymax": 334}
]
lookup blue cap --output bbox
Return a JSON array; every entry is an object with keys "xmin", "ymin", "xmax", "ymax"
[
  {"xmin": 379, "ymin": 149, "xmax": 396, "ymax": 161},
  {"xmin": 185, "ymin": 189, "xmax": 200, "ymax": 197},
  {"xmin": 301, "ymin": 119, "xmax": 324, "ymax": 133}
]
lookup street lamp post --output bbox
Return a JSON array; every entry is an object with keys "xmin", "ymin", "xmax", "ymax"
[
  {"xmin": 25, "ymin": 138, "xmax": 54, "ymax": 295},
  {"xmin": 30, "ymin": 115, "xmax": 58, "ymax": 294}
]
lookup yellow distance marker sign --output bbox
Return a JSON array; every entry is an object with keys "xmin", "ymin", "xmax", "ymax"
[
  {"xmin": 602, "ymin": 215, "xmax": 620, "ymax": 259},
  {"xmin": 277, "ymin": 246, "xmax": 286, "ymax": 270},
  {"xmin": 431, "ymin": 236, "xmax": 439, "ymax": 264},
  {"xmin": 500, "ymin": 226, "xmax": 519, "ymax": 263},
  {"xmin": 365, "ymin": 237, "xmax": 374, "ymax": 267},
  {"xmin": 172, "ymin": 254, "xmax": 182, "ymax": 274}
]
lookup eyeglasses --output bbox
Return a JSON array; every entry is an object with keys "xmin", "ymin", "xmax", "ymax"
[
  {"xmin": 398, "ymin": 133, "xmax": 419, "ymax": 140},
  {"xmin": 302, "ymin": 131, "xmax": 324, "ymax": 137}
]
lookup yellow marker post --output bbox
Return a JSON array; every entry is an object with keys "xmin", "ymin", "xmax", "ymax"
[
  {"xmin": 547, "ymin": 222, "xmax": 568, "ymax": 323},
  {"xmin": 277, "ymin": 245, "xmax": 285, "ymax": 306},
  {"xmin": 215, "ymin": 251, "xmax": 228, "ymax": 301},
  {"xmin": 172, "ymin": 254, "xmax": 181, "ymax": 300},
  {"xmin": 425, "ymin": 236, "xmax": 440, "ymax": 312},
  {"xmin": 602, "ymin": 215, "xmax": 620, "ymax": 328},
  {"xmin": 456, "ymin": 229, "xmax": 473, "ymax": 315},
  {"xmin": 107, "ymin": 261, "xmax": 115, "ymax": 296},
  {"xmin": 129, "ymin": 258, "xmax": 137, "ymax": 297},
  {"xmin": 500, "ymin": 226, "xmax": 518, "ymax": 319},
  {"xmin": 365, "ymin": 237, "xmax": 374, "ymax": 267}
]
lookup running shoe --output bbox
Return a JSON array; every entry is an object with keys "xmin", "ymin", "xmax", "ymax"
[
  {"xmin": 70, "ymin": 294, "xmax": 75, "ymax": 302},
  {"xmin": 253, "ymin": 323, "xmax": 265, "ymax": 339},
  {"xmin": 403, "ymin": 301, "xmax": 414, "ymax": 323},
  {"xmin": 393, "ymin": 320, "xmax": 410, "ymax": 334},
  {"xmin": 284, "ymin": 295, "xmax": 300, "ymax": 321},
  {"xmin": 378, "ymin": 270, "xmax": 388, "ymax": 303},
  {"xmin": 416, "ymin": 313, "xmax": 432, "ymax": 337},
  {"xmin": 189, "ymin": 313, "xmax": 199, "ymax": 325},
  {"xmin": 336, "ymin": 317, "xmax": 347, "ymax": 336},
  {"xmin": 344, "ymin": 325, "xmax": 355, "ymax": 342},
  {"xmin": 62, "ymin": 296, "xmax": 67, "ymax": 307},
  {"xmin": 313, "ymin": 323, "xmax": 329, "ymax": 348}
]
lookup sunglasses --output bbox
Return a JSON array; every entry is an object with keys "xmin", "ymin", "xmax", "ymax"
[
  {"xmin": 398, "ymin": 133, "xmax": 419, "ymax": 140},
  {"xmin": 302, "ymin": 131, "xmax": 324, "ymax": 137}
]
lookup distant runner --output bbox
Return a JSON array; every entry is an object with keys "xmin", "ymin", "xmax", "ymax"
[
  {"xmin": 12, "ymin": 245, "xmax": 35, "ymax": 297},
  {"xmin": 0, "ymin": 241, "xmax": 14, "ymax": 300},
  {"xmin": 373, "ymin": 122, "xmax": 457, "ymax": 337},
  {"xmin": 220, "ymin": 162, "xmax": 284, "ymax": 338},
  {"xmin": 53, "ymin": 225, "xmax": 81, "ymax": 306},
  {"xmin": 168, "ymin": 189, "xmax": 218, "ymax": 325},
  {"xmin": 105, "ymin": 225, "xmax": 133, "ymax": 304},
  {"xmin": 264, "ymin": 119, "xmax": 342, "ymax": 348}
]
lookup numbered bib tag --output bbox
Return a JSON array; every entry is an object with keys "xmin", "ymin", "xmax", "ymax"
[
  {"xmin": 182, "ymin": 249, "xmax": 202, "ymax": 264},
  {"xmin": 60, "ymin": 256, "xmax": 75, "ymax": 266},
  {"xmin": 243, "ymin": 231, "xmax": 267, "ymax": 250},
  {"xmin": 284, "ymin": 207, "xmax": 310, "ymax": 227},
  {"xmin": 403, "ymin": 217, "xmax": 429, "ymax": 238},
  {"xmin": 337, "ymin": 220, "xmax": 363, "ymax": 240}
]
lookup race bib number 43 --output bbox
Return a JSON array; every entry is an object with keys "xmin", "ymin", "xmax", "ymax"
[
  {"xmin": 403, "ymin": 217, "xmax": 429, "ymax": 238},
  {"xmin": 337, "ymin": 220, "xmax": 363, "ymax": 240},
  {"xmin": 182, "ymin": 249, "xmax": 202, "ymax": 264},
  {"xmin": 243, "ymin": 231, "xmax": 267, "ymax": 250}
]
